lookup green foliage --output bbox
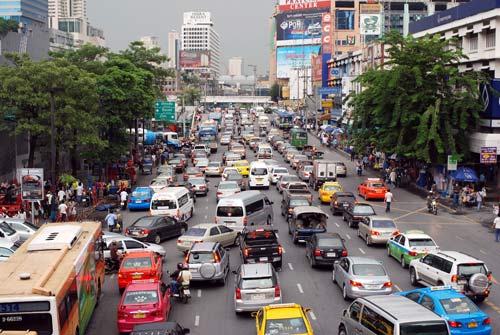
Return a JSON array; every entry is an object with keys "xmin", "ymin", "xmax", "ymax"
[
  {"xmin": 270, "ymin": 83, "xmax": 281, "ymax": 102},
  {"xmin": 0, "ymin": 18, "xmax": 18, "ymax": 38},
  {"xmin": 349, "ymin": 32, "xmax": 489, "ymax": 164},
  {"xmin": 180, "ymin": 85, "xmax": 201, "ymax": 106}
]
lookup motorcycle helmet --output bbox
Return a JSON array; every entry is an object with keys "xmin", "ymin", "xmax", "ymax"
[{"xmin": 177, "ymin": 262, "xmax": 183, "ymax": 270}]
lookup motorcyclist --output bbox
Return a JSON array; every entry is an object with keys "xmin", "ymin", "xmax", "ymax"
[
  {"xmin": 109, "ymin": 241, "xmax": 122, "ymax": 269},
  {"xmin": 176, "ymin": 264, "xmax": 192, "ymax": 295},
  {"xmin": 169, "ymin": 263, "xmax": 184, "ymax": 295},
  {"xmin": 427, "ymin": 189, "xmax": 438, "ymax": 210}
]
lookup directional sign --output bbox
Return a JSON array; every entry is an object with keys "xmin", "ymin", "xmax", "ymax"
[
  {"xmin": 154, "ymin": 101, "xmax": 176, "ymax": 122},
  {"xmin": 318, "ymin": 87, "xmax": 340, "ymax": 95}
]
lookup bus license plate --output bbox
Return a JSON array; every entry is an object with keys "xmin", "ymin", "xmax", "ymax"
[{"xmin": 134, "ymin": 313, "xmax": 146, "ymax": 319}]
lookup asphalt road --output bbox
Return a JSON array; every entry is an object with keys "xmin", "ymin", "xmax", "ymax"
[{"xmin": 87, "ymin": 122, "xmax": 500, "ymax": 335}]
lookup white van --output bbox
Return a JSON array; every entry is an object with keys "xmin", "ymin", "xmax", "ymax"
[
  {"xmin": 150, "ymin": 187, "xmax": 194, "ymax": 221},
  {"xmin": 257, "ymin": 144, "xmax": 273, "ymax": 158},
  {"xmin": 248, "ymin": 161, "xmax": 270, "ymax": 189},
  {"xmin": 215, "ymin": 191, "xmax": 274, "ymax": 232}
]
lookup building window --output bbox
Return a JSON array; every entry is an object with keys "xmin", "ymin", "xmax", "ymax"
[
  {"xmin": 469, "ymin": 34, "xmax": 478, "ymax": 52},
  {"xmin": 336, "ymin": 10, "xmax": 355, "ymax": 30},
  {"xmin": 486, "ymin": 30, "xmax": 496, "ymax": 49}
]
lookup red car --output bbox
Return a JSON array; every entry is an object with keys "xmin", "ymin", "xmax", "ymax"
[
  {"xmin": 117, "ymin": 280, "xmax": 171, "ymax": 333},
  {"xmin": 118, "ymin": 251, "xmax": 163, "ymax": 294},
  {"xmin": 357, "ymin": 178, "xmax": 387, "ymax": 200}
]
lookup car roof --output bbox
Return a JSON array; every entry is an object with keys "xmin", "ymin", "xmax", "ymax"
[
  {"xmin": 401, "ymin": 230, "xmax": 432, "ymax": 239},
  {"xmin": 347, "ymin": 256, "xmax": 383, "ymax": 265},
  {"xmin": 335, "ymin": 192, "xmax": 355, "ymax": 197},
  {"xmin": 192, "ymin": 223, "xmax": 219, "ymax": 229},
  {"xmin": 190, "ymin": 241, "xmax": 218, "ymax": 252},
  {"xmin": 370, "ymin": 216, "xmax": 393, "ymax": 221},
  {"xmin": 354, "ymin": 202, "xmax": 373, "ymax": 207},
  {"xmin": 0, "ymin": 239, "xmax": 15, "ymax": 248},
  {"xmin": 240, "ymin": 263, "xmax": 273, "ymax": 278},
  {"xmin": 323, "ymin": 181, "xmax": 342, "ymax": 186},
  {"xmin": 264, "ymin": 304, "xmax": 304, "ymax": 319},
  {"xmin": 434, "ymin": 251, "xmax": 483, "ymax": 263},
  {"xmin": 406, "ymin": 286, "xmax": 466, "ymax": 300},
  {"xmin": 133, "ymin": 187, "xmax": 151, "ymax": 192}
]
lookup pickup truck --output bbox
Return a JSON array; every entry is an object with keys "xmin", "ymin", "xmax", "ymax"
[
  {"xmin": 282, "ymin": 182, "xmax": 313, "ymax": 204},
  {"xmin": 192, "ymin": 144, "xmax": 210, "ymax": 156},
  {"xmin": 239, "ymin": 226, "xmax": 283, "ymax": 270}
]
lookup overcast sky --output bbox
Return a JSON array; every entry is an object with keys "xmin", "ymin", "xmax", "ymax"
[{"xmin": 87, "ymin": 0, "xmax": 276, "ymax": 75}]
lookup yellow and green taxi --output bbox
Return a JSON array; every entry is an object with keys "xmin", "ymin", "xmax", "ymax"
[
  {"xmin": 387, "ymin": 230, "xmax": 439, "ymax": 268},
  {"xmin": 233, "ymin": 160, "xmax": 250, "ymax": 177},
  {"xmin": 253, "ymin": 303, "xmax": 314, "ymax": 335},
  {"xmin": 244, "ymin": 132, "xmax": 256, "ymax": 142},
  {"xmin": 318, "ymin": 181, "xmax": 344, "ymax": 203}
]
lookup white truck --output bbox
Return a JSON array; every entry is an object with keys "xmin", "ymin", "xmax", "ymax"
[{"xmin": 309, "ymin": 160, "xmax": 337, "ymax": 190}]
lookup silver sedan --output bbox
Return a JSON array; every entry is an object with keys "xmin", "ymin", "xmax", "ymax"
[
  {"xmin": 216, "ymin": 181, "xmax": 241, "ymax": 202},
  {"xmin": 332, "ymin": 257, "xmax": 393, "ymax": 300}
]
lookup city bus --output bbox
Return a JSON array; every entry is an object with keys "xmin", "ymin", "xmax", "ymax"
[
  {"xmin": 0, "ymin": 222, "xmax": 105, "ymax": 335},
  {"xmin": 275, "ymin": 111, "xmax": 294, "ymax": 129},
  {"xmin": 290, "ymin": 128, "xmax": 308, "ymax": 149}
]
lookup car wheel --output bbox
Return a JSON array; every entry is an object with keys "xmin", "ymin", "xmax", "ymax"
[
  {"xmin": 401, "ymin": 256, "xmax": 407, "ymax": 269},
  {"xmin": 332, "ymin": 270, "xmax": 336, "ymax": 283},
  {"xmin": 475, "ymin": 296, "xmax": 486, "ymax": 303},
  {"xmin": 266, "ymin": 216, "xmax": 272, "ymax": 225},
  {"xmin": 233, "ymin": 235, "xmax": 240, "ymax": 246},
  {"xmin": 154, "ymin": 234, "xmax": 161, "ymax": 244},
  {"xmin": 338, "ymin": 327, "xmax": 347, "ymax": 335},
  {"xmin": 342, "ymin": 284, "xmax": 349, "ymax": 300},
  {"xmin": 387, "ymin": 246, "xmax": 392, "ymax": 257},
  {"xmin": 410, "ymin": 267, "xmax": 418, "ymax": 286},
  {"xmin": 190, "ymin": 208, "xmax": 194, "ymax": 219}
]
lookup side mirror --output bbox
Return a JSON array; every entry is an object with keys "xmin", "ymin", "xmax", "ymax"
[
  {"xmin": 419, "ymin": 258, "xmax": 424, "ymax": 262},
  {"xmin": 334, "ymin": 260, "xmax": 340, "ymax": 265}
]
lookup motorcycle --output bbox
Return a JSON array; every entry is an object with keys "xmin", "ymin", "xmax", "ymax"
[
  {"xmin": 172, "ymin": 284, "xmax": 191, "ymax": 304},
  {"xmin": 427, "ymin": 198, "xmax": 438, "ymax": 215},
  {"xmin": 356, "ymin": 165, "xmax": 362, "ymax": 176},
  {"xmin": 105, "ymin": 258, "xmax": 120, "ymax": 273}
]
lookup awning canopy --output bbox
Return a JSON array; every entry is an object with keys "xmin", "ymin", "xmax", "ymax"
[
  {"xmin": 317, "ymin": 113, "xmax": 331, "ymax": 121},
  {"xmin": 450, "ymin": 167, "xmax": 478, "ymax": 183}
]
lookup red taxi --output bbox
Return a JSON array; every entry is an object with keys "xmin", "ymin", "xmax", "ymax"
[
  {"xmin": 117, "ymin": 280, "xmax": 171, "ymax": 333},
  {"xmin": 118, "ymin": 251, "xmax": 163, "ymax": 294},
  {"xmin": 357, "ymin": 178, "xmax": 387, "ymax": 200}
]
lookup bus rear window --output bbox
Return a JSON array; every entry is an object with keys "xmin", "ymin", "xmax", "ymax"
[
  {"xmin": 400, "ymin": 321, "xmax": 449, "ymax": 335},
  {"xmin": 217, "ymin": 206, "xmax": 243, "ymax": 217}
]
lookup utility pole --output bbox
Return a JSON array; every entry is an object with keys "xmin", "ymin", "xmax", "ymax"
[{"xmin": 248, "ymin": 65, "xmax": 257, "ymax": 96}]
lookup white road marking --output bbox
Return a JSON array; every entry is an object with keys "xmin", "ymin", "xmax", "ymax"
[
  {"xmin": 288, "ymin": 263, "xmax": 294, "ymax": 271},
  {"xmin": 297, "ymin": 283, "xmax": 304, "ymax": 294},
  {"xmin": 205, "ymin": 206, "xmax": 208, "ymax": 210},
  {"xmin": 276, "ymin": 233, "xmax": 279, "ymax": 238},
  {"xmin": 206, "ymin": 198, "xmax": 209, "ymax": 203},
  {"xmin": 197, "ymin": 289, "xmax": 202, "ymax": 298},
  {"xmin": 456, "ymin": 235, "xmax": 464, "ymax": 241},
  {"xmin": 335, "ymin": 222, "xmax": 340, "ymax": 227},
  {"xmin": 309, "ymin": 311, "xmax": 317, "ymax": 321},
  {"xmin": 346, "ymin": 234, "xmax": 351, "ymax": 240},
  {"xmin": 195, "ymin": 315, "xmax": 200, "ymax": 327},
  {"xmin": 480, "ymin": 249, "xmax": 487, "ymax": 255},
  {"xmin": 282, "ymin": 247, "xmax": 286, "ymax": 254},
  {"xmin": 394, "ymin": 284, "xmax": 402, "ymax": 292},
  {"xmin": 110, "ymin": 274, "xmax": 116, "ymax": 279},
  {"xmin": 358, "ymin": 248, "xmax": 366, "ymax": 255},
  {"xmin": 204, "ymin": 215, "xmax": 208, "ymax": 219}
]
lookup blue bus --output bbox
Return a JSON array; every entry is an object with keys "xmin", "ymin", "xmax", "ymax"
[
  {"xmin": 275, "ymin": 111, "xmax": 294, "ymax": 129},
  {"xmin": 208, "ymin": 112, "xmax": 222, "ymax": 131}
]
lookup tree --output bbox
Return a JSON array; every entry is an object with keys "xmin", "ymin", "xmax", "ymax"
[
  {"xmin": 180, "ymin": 85, "xmax": 201, "ymax": 106},
  {"xmin": 270, "ymin": 83, "xmax": 281, "ymax": 102},
  {"xmin": 0, "ymin": 18, "xmax": 18, "ymax": 38},
  {"xmin": 349, "ymin": 32, "xmax": 489, "ymax": 164}
]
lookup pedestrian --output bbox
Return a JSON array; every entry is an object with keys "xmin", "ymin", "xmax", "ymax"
[
  {"xmin": 350, "ymin": 150, "xmax": 355, "ymax": 162},
  {"xmin": 57, "ymin": 187, "xmax": 66, "ymax": 203},
  {"xmin": 476, "ymin": 187, "xmax": 486, "ymax": 211},
  {"xmin": 493, "ymin": 213, "xmax": 500, "ymax": 242},
  {"xmin": 32, "ymin": 202, "xmax": 40, "ymax": 225},
  {"xmin": 50, "ymin": 194, "xmax": 58, "ymax": 222},
  {"xmin": 452, "ymin": 183, "xmax": 460, "ymax": 208},
  {"xmin": 120, "ymin": 188, "xmax": 128, "ymax": 209},
  {"xmin": 389, "ymin": 169, "xmax": 397, "ymax": 187},
  {"xmin": 105, "ymin": 209, "xmax": 118, "ymax": 232},
  {"xmin": 76, "ymin": 182, "xmax": 83, "ymax": 203},
  {"xmin": 58, "ymin": 201, "xmax": 68, "ymax": 222},
  {"xmin": 384, "ymin": 189, "xmax": 394, "ymax": 212}
]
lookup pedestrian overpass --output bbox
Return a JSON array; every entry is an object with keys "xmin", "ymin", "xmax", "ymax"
[{"xmin": 204, "ymin": 96, "xmax": 272, "ymax": 105}]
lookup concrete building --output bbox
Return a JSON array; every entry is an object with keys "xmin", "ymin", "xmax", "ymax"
[
  {"xmin": 181, "ymin": 11, "xmax": 221, "ymax": 77},
  {"xmin": 140, "ymin": 35, "xmax": 160, "ymax": 50},
  {"xmin": 228, "ymin": 56, "xmax": 243, "ymax": 76},
  {"xmin": 167, "ymin": 30, "xmax": 180, "ymax": 69}
]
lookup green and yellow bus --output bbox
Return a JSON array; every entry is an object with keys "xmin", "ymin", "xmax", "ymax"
[{"xmin": 290, "ymin": 128, "xmax": 308, "ymax": 149}]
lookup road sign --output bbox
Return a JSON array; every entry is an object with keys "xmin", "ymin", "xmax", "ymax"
[
  {"xmin": 19, "ymin": 168, "xmax": 44, "ymax": 201},
  {"xmin": 317, "ymin": 87, "xmax": 340, "ymax": 95},
  {"xmin": 447, "ymin": 155, "xmax": 458, "ymax": 171},
  {"xmin": 480, "ymin": 146, "xmax": 497, "ymax": 164},
  {"xmin": 154, "ymin": 101, "xmax": 176, "ymax": 122}
]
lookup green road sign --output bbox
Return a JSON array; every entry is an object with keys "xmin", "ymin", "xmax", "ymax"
[{"xmin": 154, "ymin": 101, "xmax": 176, "ymax": 121}]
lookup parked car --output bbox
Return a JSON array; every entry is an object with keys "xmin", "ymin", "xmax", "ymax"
[
  {"xmin": 305, "ymin": 232, "xmax": 347, "ymax": 268},
  {"xmin": 125, "ymin": 215, "xmax": 188, "ymax": 244},
  {"xmin": 358, "ymin": 217, "xmax": 399, "ymax": 246},
  {"xmin": 2, "ymin": 219, "xmax": 38, "ymax": 241},
  {"xmin": 330, "ymin": 192, "xmax": 356, "ymax": 215},
  {"xmin": 117, "ymin": 251, "xmax": 163, "ymax": 294},
  {"xmin": 0, "ymin": 239, "xmax": 18, "ymax": 264},
  {"xmin": 128, "ymin": 187, "xmax": 154, "ymax": 211},
  {"xmin": 332, "ymin": 257, "xmax": 393, "ymax": 300},
  {"xmin": 185, "ymin": 242, "xmax": 230, "ymax": 285},
  {"xmin": 177, "ymin": 223, "xmax": 238, "ymax": 252}
]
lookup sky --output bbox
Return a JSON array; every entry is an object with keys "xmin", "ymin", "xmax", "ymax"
[{"xmin": 87, "ymin": 0, "xmax": 277, "ymax": 75}]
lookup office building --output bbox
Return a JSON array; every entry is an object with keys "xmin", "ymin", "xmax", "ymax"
[
  {"xmin": 167, "ymin": 30, "xmax": 179, "ymax": 69},
  {"xmin": 181, "ymin": 11, "xmax": 221, "ymax": 77},
  {"xmin": 228, "ymin": 56, "xmax": 243, "ymax": 76},
  {"xmin": 140, "ymin": 36, "xmax": 160, "ymax": 50}
]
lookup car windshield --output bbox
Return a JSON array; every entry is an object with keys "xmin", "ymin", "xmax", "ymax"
[
  {"xmin": 439, "ymin": 297, "xmax": 479, "ymax": 314},
  {"xmin": 187, "ymin": 168, "xmax": 200, "ymax": 174},
  {"xmin": 294, "ymin": 155, "xmax": 306, "ymax": 160},
  {"xmin": 408, "ymin": 238, "xmax": 435, "ymax": 247},
  {"xmin": 304, "ymin": 166, "xmax": 313, "ymax": 171},
  {"xmin": 219, "ymin": 183, "xmax": 238, "ymax": 190},
  {"xmin": 274, "ymin": 168, "xmax": 288, "ymax": 174},
  {"xmin": 372, "ymin": 220, "xmax": 396, "ymax": 228},
  {"xmin": 123, "ymin": 290, "xmax": 158, "ymax": 305},
  {"xmin": 217, "ymin": 206, "xmax": 244, "ymax": 217},
  {"xmin": 400, "ymin": 322, "xmax": 448, "ymax": 335},
  {"xmin": 151, "ymin": 199, "xmax": 176, "ymax": 210},
  {"xmin": 122, "ymin": 257, "xmax": 152, "ymax": 269},
  {"xmin": 264, "ymin": 317, "xmax": 307, "ymax": 334},
  {"xmin": 337, "ymin": 195, "xmax": 354, "ymax": 201},
  {"xmin": 353, "ymin": 206, "xmax": 375, "ymax": 215},
  {"xmin": 318, "ymin": 237, "xmax": 343, "ymax": 248},
  {"xmin": 457, "ymin": 263, "xmax": 487, "ymax": 276},
  {"xmin": 185, "ymin": 228, "xmax": 207, "ymax": 237},
  {"xmin": 290, "ymin": 199, "xmax": 310, "ymax": 207},
  {"xmin": 227, "ymin": 175, "xmax": 242, "ymax": 182},
  {"xmin": 251, "ymin": 168, "xmax": 268, "ymax": 176},
  {"xmin": 324, "ymin": 185, "xmax": 342, "ymax": 191},
  {"xmin": 282, "ymin": 176, "xmax": 299, "ymax": 182},
  {"xmin": 10, "ymin": 221, "xmax": 38, "ymax": 232},
  {"xmin": 208, "ymin": 162, "xmax": 220, "ymax": 167},
  {"xmin": 241, "ymin": 277, "xmax": 273, "ymax": 289},
  {"xmin": 370, "ymin": 182, "xmax": 385, "ymax": 188},
  {"xmin": 189, "ymin": 178, "xmax": 205, "ymax": 185},
  {"xmin": 189, "ymin": 252, "xmax": 215, "ymax": 264},
  {"xmin": 133, "ymin": 217, "xmax": 156, "ymax": 227},
  {"xmin": 0, "ymin": 222, "xmax": 16, "ymax": 236},
  {"xmin": 196, "ymin": 160, "xmax": 209, "ymax": 166},
  {"xmin": 132, "ymin": 191, "xmax": 149, "ymax": 197},
  {"xmin": 352, "ymin": 264, "xmax": 386, "ymax": 276}
]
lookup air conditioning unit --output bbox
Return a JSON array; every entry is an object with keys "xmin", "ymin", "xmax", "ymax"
[{"xmin": 28, "ymin": 225, "xmax": 82, "ymax": 251}]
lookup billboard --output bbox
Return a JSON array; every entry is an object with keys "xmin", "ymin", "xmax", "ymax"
[
  {"xmin": 480, "ymin": 147, "xmax": 497, "ymax": 164},
  {"xmin": 179, "ymin": 50, "xmax": 210, "ymax": 68},
  {"xmin": 276, "ymin": 45, "xmax": 321, "ymax": 79},
  {"xmin": 360, "ymin": 3, "xmax": 382, "ymax": 36},
  {"xmin": 276, "ymin": 8, "xmax": 329, "ymax": 44},
  {"xmin": 20, "ymin": 168, "xmax": 44, "ymax": 201},
  {"xmin": 279, "ymin": 0, "xmax": 330, "ymax": 12}
]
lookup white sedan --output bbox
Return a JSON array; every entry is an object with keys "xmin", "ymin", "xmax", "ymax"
[{"xmin": 176, "ymin": 223, "xmax": 238, "ymax": 252}]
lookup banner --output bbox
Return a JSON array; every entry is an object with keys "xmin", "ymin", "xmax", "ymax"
[
  {"xmin": 360, "ymin": 3, "xmax": 382, "ymax": 35},
  {"xmin": 276, "ymin": 45, "xmax": 321, "ymax": 79},
  {"xmin": 276, "ymin": 8, "xmax": 329, "ymax": 44},
  {"xmin": 321, "ymin": 12, "xmax": 332, "ymax": 47},
  {"xmin": 311, "ymin": 54, "xmax": 322, "ymax": 82},
  {"xmin": 179, "ymin": 51, "xmax": 211, "ymax": 68},
  {"xmin": 279, "ymin": 0, "xmax": 330, "ymax": 12},
  {"xmin": 480, "ymin": 147, "xmax": 497, "ymax": 164}
]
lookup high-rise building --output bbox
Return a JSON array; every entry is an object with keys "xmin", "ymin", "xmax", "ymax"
[
  {"xmin": 167, "ymin": 30, "xmax": 180, "ymax": 69},
  {"xmin": 181, "ymin": 11, "xmax": 221, "ymax": 77},
  {"xmin": 228, "ymin": 57, "xmax": 243, "ymax": 76},
  {"xmin": 0, "ymin": 0, "xmax": 48, "ymax": 24},
  {"xmin": 140, "ymin": 36, "xmax": 160, "ymax": 50}
]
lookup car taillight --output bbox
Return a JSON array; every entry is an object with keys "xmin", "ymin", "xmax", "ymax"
[
  {"xmin": 118, "ymin": 311, "xmax": 129, "ymax": 319},
  {"xmin": 235, "ymin": 191, "xmax": 240, "ymax": 194},
  {"xmin": 214, "ymin": 253, "xmax": 220, "ymax": 263},
  {"xmin": 141, "ymin": 229, "xmax": 150, "ymax": 235},
  {"xmin": 408, "ymin": 251, "xmax": 419, "ymax": 257},
  {"xmin": 235, "ymin": 288, "xmax": 242, "ymax": 300},
  {"xmin": 278, "ymin": 245, "xmax": 283, "ymax": 255},
  {"xmin": 314, "ymin": 249, "xmax": 321, "ymax": 257},
  {"xmin": 275, "ymin": 285, "xmax": 281, "ymax": 298},
  {"xmin": 483, "ymin": 317, "xmax": 491, "ymax": 325},
  {"xmin": 383, "ymin": 281, "xmax": 393, "ymax": 288},
  {"xmin": 487, "ymin": 273, "xmax": 492, "ymax": 281},
  {"xmin": 334, "ymin": 201, "xmax": 338, "ymax": 206},
  {"xmin": 342, "ymin": 249, "xmax": 348, "ymax": 257},
  {"xmin": 125, "ymin": 229, "xmax": 130, "ymax": 234},
  {"xmin": 128, "ymin": 199, "xmax": 132, "ymax": 203},
  {"xmin": 150, "ymin": 309, "xmax": 162, "ymax": 317},
  {"xmin": 244, "ymin": 248, "xmax": 249, "ymax": 257},
  {"xmin": 118, "ymin": 273, "xmax": 124, "ymax": 278},
  {"xmin": 350, "ymin": 280, "xmax": 363, "ymax": 287},
  {"xmin": 145, "ymin": 198, "xmax": 150, "ymax": 202},
  {"xmin": 288, "ymin": 208, "xmax": 293, "ymax": 212},
  {"xmin": 370, "ymin": 230, "xmax": 380, "ymax": 236},
  {"xmin": 448, "ymin": 321, "xmax": 463, "ymax": 328},
  {"xmin": 217, "ymin": 192, "xmax": 223, "ymax": 195},
  {"xmin": 451, "ymin": 275, "xmax": 458, "ymax": 282},
  {"xmin": 392, "ymin": 230, "xmax": 399, "ymax": 236},
  {"xmin": 243, "ymin": 217, "xmax": 247, "ymax": 225},
  {"xmin": 177, "ymin": 239, "xmax": 182, "ymax": 244}
]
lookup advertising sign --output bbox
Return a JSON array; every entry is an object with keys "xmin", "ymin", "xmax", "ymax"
[
  {"xmin": 311, "ymin": 54, "xmax": 322, "ymax": 82},
  {"xmin": 179, "ymin": 50, "xmax": 210, "ymax": 68},
  {"xmin": 321, "ymin": 12, "xmax": 332, "ymax": 47},
  {"xmin": 20, "ymin": 168, "xmax": 43, "ymax": 201},
  {"xmin": 276, "ymin": 45, "xmax": 321, "ymax": 79},
  {"xmin": 360, "ymin": 3, "xmax": 382, "ymax": 35},
  {"xmin": 155, "ymin": 101, "xmax": 176, "ymax": 122},
  {"xmin": 480, "ymin": 147, "xmax": 497, "ymax": 164},
  {"xmin": 318, "ymin": 87, "xmax": 340, "ymax": 95},
  {"xmin": 447, "ymin": 155, "xmax": 458, "ymax": 171},
  {"xmin": 279, "ymin": 0, "xmax": 331, "ymax": 12},
  {"xmin": 276, "ymin": 9, "xmax": 328, "ymax": 43}
]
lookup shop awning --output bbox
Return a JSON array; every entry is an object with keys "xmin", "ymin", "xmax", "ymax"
[{"xmin": 317, "ymin": 113, "xmax": 330, "ymax": 121}]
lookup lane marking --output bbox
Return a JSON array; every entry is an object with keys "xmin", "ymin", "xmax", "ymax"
[
  {"xmin": 204, "ymin": 215, "xmax": 208, "ymax": 219},
  {"xmin": 393, "ymin": 207, "xmax": 427, "ymax": 221},
  {"xmin": 110, "ymin": 274, "xmax": 116, "ymax": 279},
  {"xmin": 358, "ymin": 248, "xmax": 366, "ymax": 255},
  {"xmin": 276, "ymin": 233, "xmax": 279, "ymax": 238},
  {"xmin": 456, "ymin": 236, "xmax": 465, "ymax": 241},
  {"xmin": 205, "ymin": 206, "xmax": 208, "ymax": 210},
  {"xmin": 309, "ymin": 311, "xmax": 317, "ymax": 321},
  {"xmin": 297, "ymin": 283, "xmax": 304, "ymax": 294},
  {"xmin": 394, "ymin": 284, "xmax": 402, "ymax": 292},
  {"xmin": 491, "ymin": 276, "xmax": 500, "ymax": 286},
  {"xmin": 335, "ymin": 222, "xmax": 340, "ymax": 228},
  {"xmin": 197, "ymin": 289, "xmax": 202, "ymax": 298},
  {"xmin": 346, "ymin": 234, "xmax": 351, "ymax": 240},
  {"xmin": 288, "ymin": 263, "xmax": 294, "ymax": 271},
  {"xmin": 195, "ymin": 315, "xmax": 200, "ymax": 327},
  {"xmin": 480, "ymin": 249, "xmax": 487, "ymax": 255},
  {"xmin": 206, "ymin": 198, "xmax": 209, "ymax": 203},
  {"xmin": 282, "ymin": 247, "xmax": 286, "ymax": 254}
]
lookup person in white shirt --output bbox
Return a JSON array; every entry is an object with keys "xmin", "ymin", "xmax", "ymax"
[
  {"xmin": 493, "ymin": 214, "xmax": 500, "ymax": 242},
  {"xmin": 384, "ymin": 189, "xmax": 394, "ymax": 213},
  {"xmin": 58, "ymin": 201, "xmax": 68, "ymax": 222},
  {"xmin": 57, "ymin": 189, "xmax": 66, "ymax": 203},
  {"xmin": 120, "ymin": 190, "xmax": 128, "ymax": 209},
  {"xmin": 76, "ymin": 182, "xmax": 84, "ymax": 203}
]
